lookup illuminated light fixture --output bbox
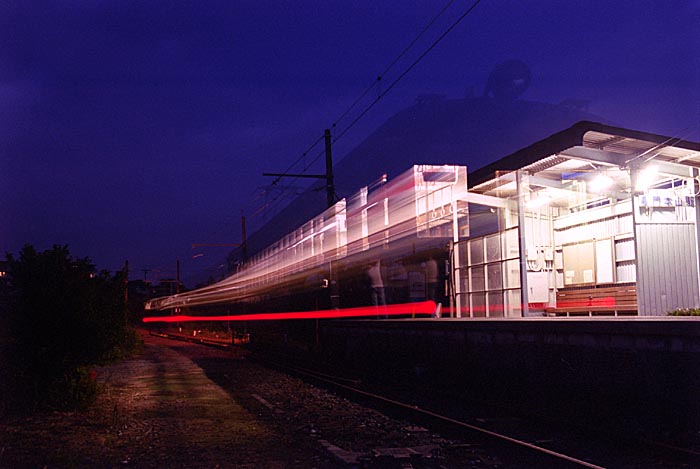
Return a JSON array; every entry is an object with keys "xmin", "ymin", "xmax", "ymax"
[
  {"xmin": 589, "ymin": 174, "xmax": 614, "ymax": 193},
  {"xmin": 635, "ymin": 165, "xmax": 658, "ymax": 191},
  {"xmin": 526, "ymin": 192, "xmax": 551, "ymax": 209}
]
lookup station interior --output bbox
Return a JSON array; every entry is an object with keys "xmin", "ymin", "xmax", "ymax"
[{"xmin": 458, "ymin": 125, "xmax": 700, "ymax": 317}]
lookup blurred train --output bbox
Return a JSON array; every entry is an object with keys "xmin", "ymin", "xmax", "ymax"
[{"xmin": 145, "ymin": 164, "xmax": 470, "ymax": 314}]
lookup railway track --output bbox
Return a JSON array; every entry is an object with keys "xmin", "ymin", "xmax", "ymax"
[
  {"xmin": 154, "ymin": 330, "xmax": 699, "ymax": 467},
  {"xmin": 149, "ymin": 329, "xmax": 244, "ymax": 348},
  {"xmin": 248, "ymin": 347, "xmax": 700, "ymax": 468},
  {"xmin": 251, "ymin": 351, "xmax": 606, "ymax": 468}
]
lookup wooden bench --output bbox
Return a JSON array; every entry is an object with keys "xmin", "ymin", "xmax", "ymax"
[{"xmin": 545, "ymin": 285, "xmax": 637, "ymax": 317}]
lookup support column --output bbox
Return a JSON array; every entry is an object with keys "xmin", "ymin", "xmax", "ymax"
[
  {"xmin": 516, "ymin": 170, "xmax": 529, "ymax": 317},
  {"xmin": 629, "ymin": 166, "xmax": 643, "ymax": 313},
  {"xmin": 452, "ymin": 197, "xmax": 463, "ymax": 317}
]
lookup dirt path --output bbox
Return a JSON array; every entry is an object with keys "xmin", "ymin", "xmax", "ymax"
[{"xmin": 0, "ymin": 332, "xmax": 330, "ymax": 468}]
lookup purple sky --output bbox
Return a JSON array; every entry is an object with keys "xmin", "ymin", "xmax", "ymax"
[{"xmin": 2, "ymin": 1, "xmax": 699, "ymax": 285}]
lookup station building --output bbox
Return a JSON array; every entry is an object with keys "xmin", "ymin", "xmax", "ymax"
[
  {"xmin": 454, "ymin": 121, "xmax": 700, "ymax": 318},
  {"xmin": 145, "ymin": 121, "xmax": 700, "ymax": 321}
]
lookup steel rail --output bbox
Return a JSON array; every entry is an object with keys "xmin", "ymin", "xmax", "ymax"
[
  {"xmin": 153, "ymin": 332, "xmax": 700, "ymax": 466},
  {"xmin": 265, "ymin": 359, "xmax": 607, "ymax": 469}
]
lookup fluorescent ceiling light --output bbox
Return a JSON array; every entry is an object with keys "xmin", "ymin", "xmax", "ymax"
[
  {"xmin": 526, "ymin": 193, "xmax": 551, "ymax": 209},
  {"xmin": 589, "ymin": 174, "xmax": 614, "ymax": 193},
  {"xmin": 635, "ymin": 166, "xmax": 658, "ymax": 191}
]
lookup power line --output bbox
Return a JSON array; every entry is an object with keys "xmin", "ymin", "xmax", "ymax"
[
  {"xmin": 252, "ymin": 0, "xmax": 483, "ymax": 219},
  {"xmin": 257, "ymin": 1, "xmax": 461, "ymax": 215},
  {"xmin": 624, "ymin": 121, "xmax": 700, "ymax": 166},
  {"xmin": 269, "ymin": 133, "xmax": 326, "ymax": 186},
  {"xmin": 331, "ymin": 0, "xmax": 456, "ymax": 130},
  {"xmin": 256, "ymin": 134, "xmax": 326, "ymax": 219},
  {"xmin": 334, "ymin": 0, "xmax": 483, "ymax": 145},
  {"xmin": 252, "ymin": 172, "xmax": 322, "ymax": 221}
]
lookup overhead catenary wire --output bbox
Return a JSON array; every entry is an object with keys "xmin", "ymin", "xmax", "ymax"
[
  {"xmin": 257, "ymin": 1, "xmax": 459, "ymax": 216},
  {"xmin": 253, "ymin": 179, "xmax": 319, "ymax": 219},
  {"xmin": 333, "ymin": 0, "xmax": 483, "ymax": 145},
  {"xmin": 252, "ymin": 155, "xmax": 329, "ymax": 222},
  {"xmin": 331, "ymin": 0, "xmax": 456, "ymax": 130},
  {"xmin": 254, "ymin": 136, "xmax": 326, "ymax": 221},
  {"xmin": 254, "ymin": 0, "xmax": 483, "ymax": 220},
  {"xmin": 261, "ymin": 131, "xmax": 352, "ymax": 217},
  {"xmin": 270, "ymin": 133, "xmax": 326, "ymax": 187},
  {"xmin": 624, "ymin": 121, "xmax": 700, "ymax": 166}
]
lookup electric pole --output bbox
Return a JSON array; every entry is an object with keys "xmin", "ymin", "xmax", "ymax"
[
  {"xmin": 262, "ymin": 128, "xmax": 338, "ymax": 310},
  {"xmin": 263, "ymin": 128, "xmax": 336, "ymax": 209},
  {"xmin": 124, "ymin": 259, "xmax": 129, "ymax": 306},
  {"xmin": 124, "ymin": 259, "xmax": 129, "ymax": 327}
]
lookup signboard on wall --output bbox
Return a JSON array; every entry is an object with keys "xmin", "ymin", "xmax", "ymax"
[
  {"xmin": 562, "ymin": 241, "xmax": 595, "ymax": 285},
  {"xmin": 595, "ymin": 239, "xmax": 614, "ymax": 284}
]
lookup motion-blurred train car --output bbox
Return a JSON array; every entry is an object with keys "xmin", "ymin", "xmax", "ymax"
[{"xmin": 145, "ymin": 164, "xmax": 469, "ymax": 315}]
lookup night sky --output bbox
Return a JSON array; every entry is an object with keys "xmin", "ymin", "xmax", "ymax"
[{"xmin": 2, "ymin": 1, "xmax": 699, "ymax": 285}]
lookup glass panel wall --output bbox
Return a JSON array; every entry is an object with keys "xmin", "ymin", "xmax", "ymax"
[{"xmin": 455, "ymin": 226, "xmax": 521, "ymax": 317}]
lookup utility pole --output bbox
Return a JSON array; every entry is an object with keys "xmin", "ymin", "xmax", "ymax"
[
  {"xmin": 124, "ymin": 260, "xmax": 129, "ymax": 306},
  {"xmin": 263, "ymin": 128, "xmax": 336, "ymax": 209},
  {"xmin": 124, "ymin": 259, "xmax": 129, "ymax": 327},
  {"xmin": 262, "ymin": 128, "xmax": 338, "ymax": 312},
  {"xmin": 176, "ymin": 259, "xmax": 181, "ymax": 294}
]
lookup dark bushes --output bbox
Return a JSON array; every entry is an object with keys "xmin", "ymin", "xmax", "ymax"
[
  {"xmin": 668, "ymin": 308, "xmax": 700, "ymax": 316},
  {"xmin": 1, "ymin": 245, "xmax": 138, "ymax": 412}
]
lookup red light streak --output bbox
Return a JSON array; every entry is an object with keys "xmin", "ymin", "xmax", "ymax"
[{"xmin": 143, "ymin": 301, "xmax": 436, "ymax": 323}]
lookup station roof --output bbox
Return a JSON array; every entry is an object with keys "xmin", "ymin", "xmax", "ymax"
[
  {"xmin": 469, "ymin": 121, "xmax": 700, "ymax": 202},
  {"xmin": 470, "ymin": 121, "xmax": 700, "ymax": 185}
]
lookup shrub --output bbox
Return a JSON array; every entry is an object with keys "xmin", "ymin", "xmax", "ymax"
[
  {"xmin": 47, "ymin": 366, "xmax": 100, "ymax": 410},
  {"xmin": 2, "ymin": 245, "xmax": 137, "ymax": 412},
  {"xmin": 667, "ymin": 307, "xmax": 700, "ymax": 316}
]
